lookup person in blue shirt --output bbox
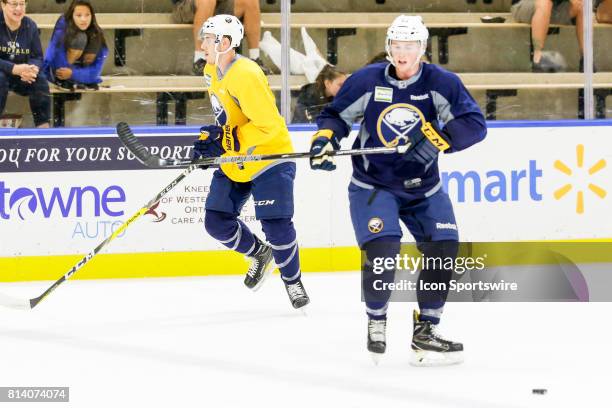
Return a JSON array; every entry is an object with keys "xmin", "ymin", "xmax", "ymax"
[
  {"xmin": 44, "ymin": 0, "xmax": 108, "ymax": 90},
  {"xmin": 0, "ymin": 0, "xmax": 50, "ymax": 127},
  {"xmin": 310, "ymin": 15, "xmax": 487, "ymax": 366}
]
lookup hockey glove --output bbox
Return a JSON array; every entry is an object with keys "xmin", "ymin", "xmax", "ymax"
[
  {"xmin": 310, "ymin": 129, "xmax": 338, "ymax": 171},
  {"xmin": 193, "ymin": 126, "xmax": 224, "ymax": 161},
  {"xmin": 197, "ymin": 124, "xmax": 241, "ymax": 155},
  {"xmin": 403, "ymin": 122, "xmax": 451, "ymax": 165}
]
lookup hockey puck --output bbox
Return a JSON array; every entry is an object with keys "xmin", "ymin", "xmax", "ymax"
[{"xmin": 532, "ymin": 389, "xmax": 547, "ymax": 395}]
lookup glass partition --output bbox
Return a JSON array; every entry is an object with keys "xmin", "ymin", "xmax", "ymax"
[
  {"xmin": 0, "ymin": 0, "xmax": 606, "ymax": 128},
  {"xmin": 275, "ymin": 0, "xmax": 605, "ymax": 124},
  {"xmin": 593, "ymin": 0, "xmax": 612, "ymax": 119}
]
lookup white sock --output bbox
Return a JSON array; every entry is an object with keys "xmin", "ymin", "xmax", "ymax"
[
  {"xmin": 194, "ymin": 51, "xmax": 206, "ymax": 62},
  {"xmin": 249, "ymin": 48, "xmax": 260, "ymax": 60}
]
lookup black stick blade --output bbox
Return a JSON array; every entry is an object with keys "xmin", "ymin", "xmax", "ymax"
[{"xmin": 116, "ymin": 122, "xmax": 157, "ymax": 167}]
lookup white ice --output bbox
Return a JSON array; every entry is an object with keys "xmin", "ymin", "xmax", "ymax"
[{"xmin": 0, "ymin": 272, "xmax": 609, "ymax": 408}]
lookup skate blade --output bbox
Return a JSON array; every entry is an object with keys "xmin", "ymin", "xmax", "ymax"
[
  {"xmin": 250, "ymin": 261, "xmax": 277, "ymax": 292},
  {"xmin": 410, "ymin": 350, "xmax": 463, "ymax": 367},
  {"xmin": 370, "ymin": 352, "xmax": 383, "ymax": 365}
]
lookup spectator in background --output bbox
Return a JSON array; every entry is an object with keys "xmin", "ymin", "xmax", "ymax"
[
  {"xmin": 293, "ymin": 65, "xmax": 346, "ymax": 123},
  {"xmin": 171, "ymin": 0, "xmax": 269, "ymax": 74},
  {"xmin": 44, "ymin": 0, "xmax": 108, "ymax": 90},
  {"xmin": 367, "ymin": 51, "xmax": 429, "ymax": 65},
  {"xmin": 0, "ymin": 0, "xmax": 50, "ymax": 127},
  {"xmin": 511, "ymin": 0, "xmax": 584, "ymax": 72},
  {"xmin": 596, "ymin": 0, "xmax": 612, "ymax": 23},
  {"xmin": 367, "ymin": 51, "xmax": 389, "ymax": 65}
]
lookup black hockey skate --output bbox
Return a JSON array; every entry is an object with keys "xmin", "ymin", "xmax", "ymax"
[
  {"xmin": 244, "ymin": 236, "xmax": 275, "ymax": 291},
  {"xmin": 411, "ymin": 310, "xmax": 463, "ymax": 366},
  {"xmin": 367, "ymin": 318, "xmax": 387, "ymax": 363},
  {"xmin": 283, "ymin": 279, "xmax": 310, "ymax": 309}
]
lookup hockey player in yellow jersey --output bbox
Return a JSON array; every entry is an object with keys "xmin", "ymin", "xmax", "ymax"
[
  {"xmin": 193, "ymin": 14, "xmax": 309, "ymax": 309},
  {"xmin": 200, "ymin": 30, "xmax": 293, "ymax": 182}
]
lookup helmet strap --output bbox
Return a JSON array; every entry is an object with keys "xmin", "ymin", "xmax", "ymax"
[{"xmin": 213, "ymin": 37, "xmax": 234, "ymax": 68}]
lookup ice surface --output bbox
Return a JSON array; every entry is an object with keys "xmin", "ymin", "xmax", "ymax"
[{"xmin": 0, "ymin": 272, "xmax": 608, "ymax": 408}]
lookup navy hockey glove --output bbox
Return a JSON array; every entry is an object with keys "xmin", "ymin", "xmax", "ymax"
[
  {"xmin": 197, "ymin": 124, "xmax": 240, "ymax": 155},
  {"xmin": 193, "ymin": 126, "xmax": 224, "ymax": 161},
  {"xmin": 310, "ymin": 129, "xmax": 338, "ymax": 171},
  {"xmin": 403, "ymin": 122, "xmax": 451, "ymax": 165}
]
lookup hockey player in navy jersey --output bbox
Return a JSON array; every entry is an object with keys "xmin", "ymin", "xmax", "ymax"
[{"xmin": 310, "ymin": 15, "xmax": 487, "ymax": 365}]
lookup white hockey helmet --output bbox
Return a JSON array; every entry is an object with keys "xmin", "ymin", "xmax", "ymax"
[
  {"xmin": 385, "ymin": 15, "xmax": 429, "ymax": 64},
  {"xmin": 199, "ymin": 14, "xmax": 244, "ymax": 49}
]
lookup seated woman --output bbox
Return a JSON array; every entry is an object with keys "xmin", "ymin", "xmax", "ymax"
[
  {"xmin": 44, "ymin": 0, "xmax": 108, "ymax": 90},
  {"xmin": 292, "ymin": 65, "xmax": 346, "ymax": 124}
]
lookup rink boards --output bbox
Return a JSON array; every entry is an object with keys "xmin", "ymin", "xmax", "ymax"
[{"xmin": 1, "ymin": 121, "xmax": 611, "ymax": 281}]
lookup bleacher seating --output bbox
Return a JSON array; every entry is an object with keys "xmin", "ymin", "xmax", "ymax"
[
  {"xmin": 48, "ymin": 75, "xmax": 307, "ymax": 126},
  {"xmin": 44, "ymin": 73, "xmax": 612, "ymax": 126},
  {"xmin": 5, "ymin": 4, "xmax": 611, "ymax": 126},
  {"xmin": 30, "ymin": 13, "xmax": 612, "ymax": 66}
]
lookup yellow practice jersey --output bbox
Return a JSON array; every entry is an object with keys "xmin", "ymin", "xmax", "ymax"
[{"xmin": 203, "ymin": 56, "xmax": 293, "ymax": 182}]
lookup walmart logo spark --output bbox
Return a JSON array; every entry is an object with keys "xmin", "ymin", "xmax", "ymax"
[{"xmin": 553, "ymin": 145, "xmax": 606, "ymax": 214}]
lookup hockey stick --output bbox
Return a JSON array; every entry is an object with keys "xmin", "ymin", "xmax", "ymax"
[
  {"xmin": 0, "ymin": 163, "xmax": 198, "ymax": 311},
  {"xmin": 116, "ymin": 122, "xmax": 411, "ymax": 169}
]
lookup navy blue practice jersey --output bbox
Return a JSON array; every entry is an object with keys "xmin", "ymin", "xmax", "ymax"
[{"xmin": 317, "ymin": 62, "xmax": 487, "ymax": 197}]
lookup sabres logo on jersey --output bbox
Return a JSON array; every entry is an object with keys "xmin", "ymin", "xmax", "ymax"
[
  {"xmin": 367, "ymin": 217, "xmax": 384, "ymax": 234},
  {"xmin": 210, "ymin": 93, "xmax": 228, "ymax": 126},
  {"xmin": 376, "ymin": 103, "xmax": 426, "ymax": 148}
]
